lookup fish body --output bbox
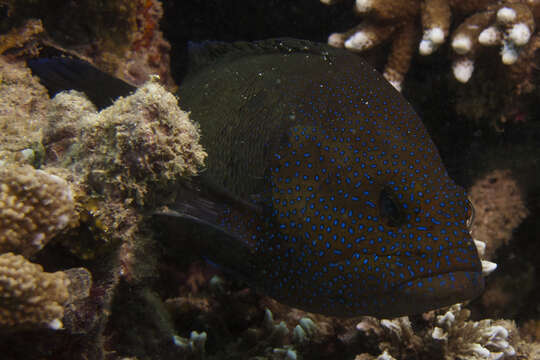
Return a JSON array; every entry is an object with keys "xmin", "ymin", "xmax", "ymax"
[
  {"xmin": 29, "ymin": 39, "xmax": 484, "ymax": 317},
  {"xmin": 173, "ymin": 39, "xmax": 483, "ymax": 317}
]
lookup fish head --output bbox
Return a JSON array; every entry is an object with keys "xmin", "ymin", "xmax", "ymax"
[{"xmin": 261, "ymin": 78, "xmax": 483, "ymax": 317}]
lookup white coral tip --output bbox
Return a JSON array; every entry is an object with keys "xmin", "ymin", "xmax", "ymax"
[
  {"xmin": 453, "ymin": 58, "xmax": 474, "ymax": 83},
  {"xmin": 172, "ymin": 335, "xmax": 183, "ymax": 346},
  {"xmin": 377, "ymin": 350, "xmax": 396, "ymax": 360},
  {"xmin": 380, "ymin": 319, "xmax": 400, "ymax": 332},
  {"xmin": 428, "ymin": 27, "xmax": 445, "ymax": 44},
  {"xmin": 355, "ymin": 0, "xmax": 373, "ymax": 12},
  {"xmin": 488, "ymin": 325, "xmax": 509, "ymax": 339},
  {"xmin": 419, "ymin": 39, "xmax": 436, "ymax": 55},
  {"xmin": 48, "ymin": 318, "xmax": 63, "ymax": 330},
  {"xmin": 432, "ymin": 327, "xmax": 447, "ymax": 340},
  {"xmin": 452, "ymin": 35, "xmax": 472, "ymax": 54},
  {"xmin": 509, "ymin": 23, "xmax": 531, "ymax": 46},
  {"xmin": 328, "ymin": 33, "xmax": 345, "ymax": 47},
  {"xmin": 501, "ymin": 45, "xmax": 518, "ymax": 64},
  {"xmin": 469, "ymin": 343, "xmax": 491, "ymax": 358},
  {"xmin": 345, "ymin": 31, "xmax": 373, "ymax": 50},
  {"xmin": 481, "ymin": 260, "xmax": 497, "ymax": 276},
  {"xmin": 505, "ymin": 346, "xmax": 516, "ymax": 356},
  {"xmin": 437, "ymin": 311, "xmax": 455, "ymax": 326},
  {"xmin": 497, "ymin": 7, "xmax": 516, "ymax": 24},
  {"xmin": 387, "ymin": 78, "xmax": 402, "ymax": 92},
  {"xmin": 474, "ymin": 239, "xmax": 486, "ymax": 257},
  {"xmin": 420, "ymin": 28, "xmax": 444, "ymax": 55},
  {"xmin": 478, "ymin": 27, "xmax": 500, "ymax": 45},
  {"xmin": 382, "ymin": 69, "xmax": 403, "ymax": 92}
]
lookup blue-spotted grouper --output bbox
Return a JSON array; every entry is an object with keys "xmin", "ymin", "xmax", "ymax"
[{"xmin": 29, "ymin": 39, "xmax": 484, "ymax": 317}]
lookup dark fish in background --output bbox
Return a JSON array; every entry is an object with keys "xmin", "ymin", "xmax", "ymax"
[{"xmin": 29, "ymin": 38, "xmax": 484, "ymax": 318}]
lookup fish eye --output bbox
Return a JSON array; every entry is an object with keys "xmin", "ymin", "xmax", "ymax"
[
  {"xmin": 466, "ymin": 198, "xmax": 475, "ymax": 228},
  {"xmin": 379, "ymin": 188, "xmax": 404, "ymax": 227}
]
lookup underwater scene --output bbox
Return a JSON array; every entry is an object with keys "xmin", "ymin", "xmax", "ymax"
[{"xmin": 0, "ymin": 0, "xmax": 539, "ymax": 359}]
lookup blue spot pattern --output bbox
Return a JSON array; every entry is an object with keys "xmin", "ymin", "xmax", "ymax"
[{"xmin": 190, "ymin": 42, "xmax": 484, "ymax": 317}]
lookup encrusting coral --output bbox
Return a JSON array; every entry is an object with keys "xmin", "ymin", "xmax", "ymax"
[
  {"xmin": 321, "ymin": 0, "xmax": 540, "ymax": 90},
  {"xmin": 0, "ymin": 252, "xmax": 69, "ymax": 329},
  {"xmin": 42, "ymin": 79, "xmax": 206, "ymax": 288},
  {"xmin": 0, "ymin": 57, "xmax": 49, "ymax": 164},
  {"xmin": 0, "ymin": 163, "xmax": 77, "ymax": 257},
  {"xmin": 46, "ymin": 78, "xmax": 206, "ymax": 207}
]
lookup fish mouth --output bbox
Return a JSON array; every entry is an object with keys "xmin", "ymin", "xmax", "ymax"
[
  {"xmin": 382, "ymin": 269, "xmax": 485, "ymax": 317},
  {"xmin": 307, "ymin": 269, "xmax": 485, "ymax": 318}
]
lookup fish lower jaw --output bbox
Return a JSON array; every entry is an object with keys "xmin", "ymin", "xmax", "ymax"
[{"xmin": 377, "ymin": 270, "xmax": 485, "ymax": 318}]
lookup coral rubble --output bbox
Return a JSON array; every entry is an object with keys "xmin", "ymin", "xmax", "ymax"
[{"xmin": 321, "ymin": 0, "xmax": 540, "ymax": 91}]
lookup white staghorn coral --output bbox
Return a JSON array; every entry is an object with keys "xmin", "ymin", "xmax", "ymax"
[
  {"xmin": 432, "ymin": 304, "xmax": 516, "ymax": 360},
  {"xmin": 353, "ymin": 303, "xmax": 528, "ymax": 359},
  {"xmin": 321, "ymin": 0, "xmax": 540, "ymax": 89}
]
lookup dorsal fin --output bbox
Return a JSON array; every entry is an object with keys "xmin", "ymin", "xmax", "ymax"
[
  {"xmin": 187, "ymin": 38, "xmax": 340, "ymax": 74},
  {"xmin": 27, "ymin": 57, "xmax": 137, "ymax": 110}
]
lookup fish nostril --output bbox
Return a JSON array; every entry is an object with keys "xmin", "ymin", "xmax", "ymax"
[
  {"xmin": 466, "ymin": 198, "xmax": 475, "ymax": 228},
  {"xmin": 379, "ymin": 188, "xmax": 405, "ymax": 227}
]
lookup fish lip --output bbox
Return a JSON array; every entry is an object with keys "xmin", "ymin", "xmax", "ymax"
[
  {"xmin": 379, "ymin": 269, "xmax": 486, "ymax": 316},
  {"xmin": 394, "ymin": 260, "xmax": 481, "ymax": 283},
  {"xmin": 393, "ymin": 268, "xmax": 485, "ymax": 294}
]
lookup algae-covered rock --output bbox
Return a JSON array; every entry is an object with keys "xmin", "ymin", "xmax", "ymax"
[
  {"xmin": 0, "ymin": 57, "xmax": 48, "ymax": 164},
  {"xmin": 46, "ymin": 78, "xmax": 206, "ymax": 207},
  {"xmin": 2, "ymin": 0, "xmax": 174, "ymax": 88}
]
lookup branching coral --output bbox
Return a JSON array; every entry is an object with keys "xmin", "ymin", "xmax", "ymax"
[
  {"xmin": 353, "ymin": 303, "xmax": 523, "ymax": 360},
  {"xmin": 450, "ymin": 1, "xmax": 539, "ymax": 83},
  {"xmin": 321, "ymin": 0, "xmax": 540, "ymax": 90},
  {"xmin": 355, "ymin": 315, "xmax": 423, "ymax": 359},
  {"xmin": 173, "ymin": 331, "xmax": 207, "ymax": 358},
  {"xmin": 432, "ymin": 304, "xmax": 517, "ymax": 360},
  {"xmin": 0, "ymin": 163, "xmax": 76, "ymax": 257}
]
